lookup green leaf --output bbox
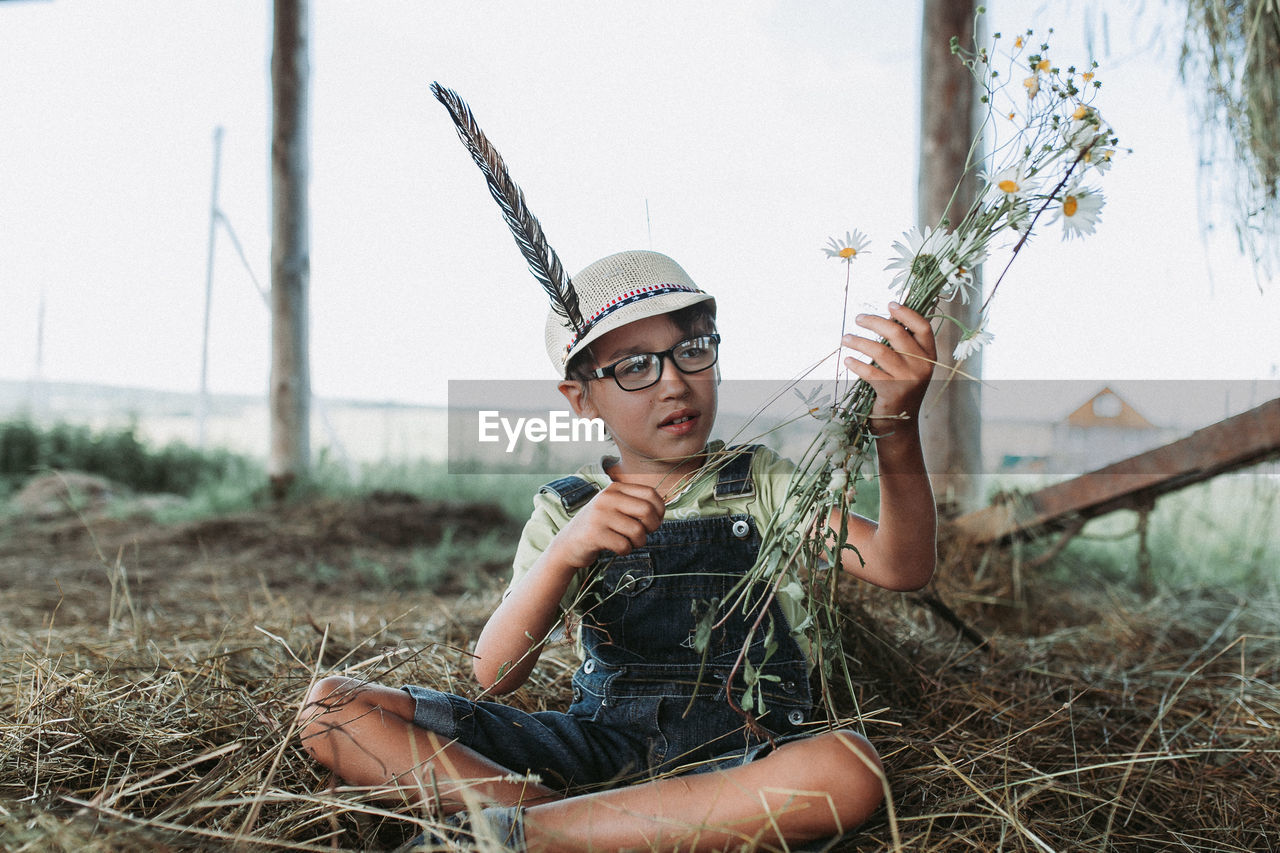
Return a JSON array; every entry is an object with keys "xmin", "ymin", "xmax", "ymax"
[{"xmin": 692, "ymin": 614, "xmax": 712, "ymax": 654}]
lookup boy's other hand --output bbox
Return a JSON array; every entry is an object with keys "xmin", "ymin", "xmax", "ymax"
[
  {"xmin": 551, "ymin": 482, "xmax": 665, "ymax": 568},
  {"xmin": 841, "ymin": 302, "xmax": 937, "ymax": 433}
]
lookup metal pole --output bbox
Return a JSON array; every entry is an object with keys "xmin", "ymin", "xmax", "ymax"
[
  {"xmin": 197, "ymin": 126, "xmax": 224, "ymax": 449},
  {"xmin": 30, "ymin": 289, "xmax": 46, "ymax": 419}
]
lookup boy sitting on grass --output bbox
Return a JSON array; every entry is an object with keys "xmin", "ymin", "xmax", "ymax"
[{"xmin": 298, "ymin": 249, "xmax": 938, "ymax": 851}]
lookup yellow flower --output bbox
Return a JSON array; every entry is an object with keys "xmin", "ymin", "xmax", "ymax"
[
  {"xmin": 822, "ymin": 230, "xmax": 871, "ymax": 265},
  {"xmin": 986, "ymin": 164, "xmax": 1037, "ymax": 201},
  {"xmin": 1014, "ymin": 35, "xmax": 1024, "ymax": 48},
  {"xmin": 1050, "ymin": 183, "xmax": 1105, "ymax": 239},
  {"xmin": 1037, "ymin": 58, "xmax": 1051, "ymax": 72},
  {"xmin": 1083, "ymin": 71, "xmax": 1095, "ymax": 82},
  {"xmin": 1024, "ymin": 75, "xmax": 1040, "ymax": 98},
  {"xmin": 1072, "ymin": 104, "xmax": 1089, "ymax": 120}
]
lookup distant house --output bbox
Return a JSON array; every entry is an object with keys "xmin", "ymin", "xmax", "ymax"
[
  {"xmin": 1065, "ymin": 387, "xmax": 1154, "ymax": 430},
  {"xmin": 1053, "ymin": 387, "xmax": 1169, "ymax": 473},
  {"xmin": 987, "ymin": 385, "xmax": 1177, "ymax": 476}
]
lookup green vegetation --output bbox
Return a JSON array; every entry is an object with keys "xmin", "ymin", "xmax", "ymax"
[
  {"xmin": 0, "ymin": 418, "xmax": 256, "ymax": 501},
  {"xmin": 306, "ymin": 457, "xmax": 549, "ymax": 522},
  {"xmin": 0, "ymin": 418, "xmax": 546, "ymax": 524},
  {"xmin": 4, "ymin": 418, "xmax": 1274, "ymax": 596},
  {"xmin": 323, "ymin": 528, "xmax": 516, "ymax": 592},
  {"xmin": 1018, "ymin": 471, "xmax": 1280, "ymax": 593}
]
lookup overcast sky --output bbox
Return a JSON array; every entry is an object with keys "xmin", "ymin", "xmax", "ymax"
[{"xmin": 1, "ymin": 0, "xmax": 1276, "ymax": 408}]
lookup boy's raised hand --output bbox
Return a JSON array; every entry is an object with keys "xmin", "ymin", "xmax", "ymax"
[
  {"xmin": 550, "ymin": 482, "xmax": 665, "ymax": 569},
  {"xmin": 841, "ymin": 302, "xmax": 937, "ymax": 432},
  {"xmin": 475, "ymin": 482, "xmax": 664, "ymax": 692}
]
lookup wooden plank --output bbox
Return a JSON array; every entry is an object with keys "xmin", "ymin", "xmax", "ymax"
[{"xmin": 949, "ymin": 397, "xmax": 1280, "ymax": 546}]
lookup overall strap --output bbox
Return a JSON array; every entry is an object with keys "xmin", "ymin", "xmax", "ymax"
[
  {"xmin": 713, "ymin": 444, "xmax": 762, "ymax": 500},
  {"xmin": 539, "ymin": 475, "xmax": 599, "ymax": 513}
]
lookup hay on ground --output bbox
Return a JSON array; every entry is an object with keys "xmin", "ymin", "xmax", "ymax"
[{"xmin": 0, "ymin": 502, "xmax": 1277, "ymax": 851}]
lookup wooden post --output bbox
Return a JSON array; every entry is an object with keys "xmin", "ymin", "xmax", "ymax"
[
  {"xmin": 1135, "ymin": 499, "xmax": 1155, "ymax": 596},
  {"xmin": 918, "ymin": 0, "xmax": 983, "ymax": 514},
  {"xmin": 269, "ymin": 0, "xmax": 311, "ymax": 497}
]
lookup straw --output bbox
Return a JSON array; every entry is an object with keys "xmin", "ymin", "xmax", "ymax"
[{"xmin": 2, "ymin": 525, "xmax": 1276, "ymax": 851}]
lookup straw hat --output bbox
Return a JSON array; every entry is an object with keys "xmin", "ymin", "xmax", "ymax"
[{"xmin": 546, "ymin": 250, "xmax": 716, "ymax": 375}]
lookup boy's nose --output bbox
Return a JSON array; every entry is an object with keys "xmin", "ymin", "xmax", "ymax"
[{"xmin": 654, "ymin": 353, "xmax": 692, "ymax": 396}]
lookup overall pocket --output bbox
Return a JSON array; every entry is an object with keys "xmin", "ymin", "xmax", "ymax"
[{"xmin": 580, "ymin": 552, "xmax": 654, "ymax": 661}]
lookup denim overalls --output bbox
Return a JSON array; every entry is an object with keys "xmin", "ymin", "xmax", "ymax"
[{"xmin": 404, "ymin": 446, "xmax": 814, "ymax": 792}]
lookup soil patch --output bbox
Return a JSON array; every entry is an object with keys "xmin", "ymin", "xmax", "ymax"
[{"xmin": 0, "ymin": 489, "xmax": 519, "ymax": 630}]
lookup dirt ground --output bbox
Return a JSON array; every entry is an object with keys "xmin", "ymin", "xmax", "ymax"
[{"xmin": 0, "ymin": 476, "xmax": 520, "ymax": 636}]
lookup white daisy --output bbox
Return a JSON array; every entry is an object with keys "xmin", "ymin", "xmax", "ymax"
[
  {"xmin": 822, "ymin": 230, "xmax": 871, "ymax": 264},
  {"xmin": 1006, "ymin": 199, "xmax": 1033, "ymax": 232},
  {"xmin": 939, "ymin": 232, "xmax": 989, "ymax": 303},
  {"xmin": 827, "ymin": 466, "xmax": 849, "ymax": 495},
  {"xmin": 794, "ymin": 386, "xmax": 832, "ymax": 420},
  {"xmin": 1065, "ymin": 105, "xmax": 1111, "ymax": 154},
  {"xmin": 884, "ymin": 225, "xmax": 955, "ymax": 292},
  {"xmin": 820, "ymin": 417, "xmax": 852, "ymax": 457},
  {"xmin": 1086, "ymin": 145, "xmax": 1115, "ymax": 175},
  {"xmin": 953, "ymin": 327, "xmax": 994, "ymax": 362},
  {"xmin": 1051, "ymin": 183, "xmax": 1105, "ymax": 240},
  {"xmin": 985, "ymin": 164, "xmax": 1038, "ymax": 204}
]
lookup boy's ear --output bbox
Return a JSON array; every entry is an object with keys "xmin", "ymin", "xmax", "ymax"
[{"xmin": 558, "ymin": 380, "xmax": 597, "ymax": 420}]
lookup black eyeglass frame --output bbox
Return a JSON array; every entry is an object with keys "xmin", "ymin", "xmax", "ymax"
[{"xmin": 587, "ymin": 333, "xmax": 722, "ymax": 392}]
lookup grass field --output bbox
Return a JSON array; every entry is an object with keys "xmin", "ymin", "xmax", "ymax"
[{"xmin": 0, "ymin": 422, "xmax": 1277, "ymax": 850}]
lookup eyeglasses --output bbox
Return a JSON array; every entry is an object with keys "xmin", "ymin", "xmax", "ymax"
[{"xmin": 589, "ymin": 334, "xmax": 721, "ymax": 392}]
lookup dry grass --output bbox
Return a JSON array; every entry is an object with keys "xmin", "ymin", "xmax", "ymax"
[
  {"xmin": 0, "ymin": 497, "xmax": 1277, "ymax": 851},
  {"xmin": 846, "ymin": 582, "xmax": 1280, "ymax": 851}
]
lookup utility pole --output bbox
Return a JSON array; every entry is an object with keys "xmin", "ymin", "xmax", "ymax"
[
  {"xmin": 269, "ymin": 0, "xmax": 311, "ymax": 497},
  {"xmin": 918, "ymin": 0, "xmax": 983, "ymax": 514},
  {"xmin": 197, "ymin": 126, "xmax": 223, "ymax": 450},
  {"xmin": 28, "ymin": 290, "xmax": 46, "ymax": 420}
]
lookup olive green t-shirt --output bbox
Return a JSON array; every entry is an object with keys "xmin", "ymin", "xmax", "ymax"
[{"xmin": 507, "ymin": 441, "xmax": 815, "ymax": 663}]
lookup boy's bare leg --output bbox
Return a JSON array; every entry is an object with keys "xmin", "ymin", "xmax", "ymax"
[
  {"xmin": 522, "ymin": 730, "xmax": 885, "ymax": 852},
  {"xmin": 297, "ymin": 676, "xmax": 560, "ymax": 810},
  {"xmin": 300, "ymin": 681, "xmax": 883, "ymax": 849}
]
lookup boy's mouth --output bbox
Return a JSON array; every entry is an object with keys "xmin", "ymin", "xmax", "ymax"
[{"xmin": 658, "ymin": 410, "xmax": 700, "ymax": 435}]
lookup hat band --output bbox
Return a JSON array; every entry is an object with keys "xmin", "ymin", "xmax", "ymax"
[{"xmin": 562, "ymin": 282, "xmax": 703, "ymax": 359}]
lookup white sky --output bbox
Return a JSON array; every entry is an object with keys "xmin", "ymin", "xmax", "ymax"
[{"xmin": 1, "ymin": 0, "xmax": 1277, "ymax": 407}]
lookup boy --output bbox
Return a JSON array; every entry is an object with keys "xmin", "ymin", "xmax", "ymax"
[{"xmin": 298, "ymin": 249, "xmax": 938, "ymax": 851}]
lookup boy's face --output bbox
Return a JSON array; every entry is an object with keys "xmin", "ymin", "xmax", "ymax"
[{"xmin": 559, "ymin": 313, "xmax": 718, "ymax": 479}]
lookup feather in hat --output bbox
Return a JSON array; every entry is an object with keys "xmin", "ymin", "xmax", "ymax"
[{"xmin": 430, "ymin": 82, "xmax": 585, "ymax": 335}]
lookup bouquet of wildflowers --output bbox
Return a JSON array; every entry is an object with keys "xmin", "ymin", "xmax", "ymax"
[{"xmin": 704, "ymin": 22, "xmax": 1123, "ymax": 722}]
